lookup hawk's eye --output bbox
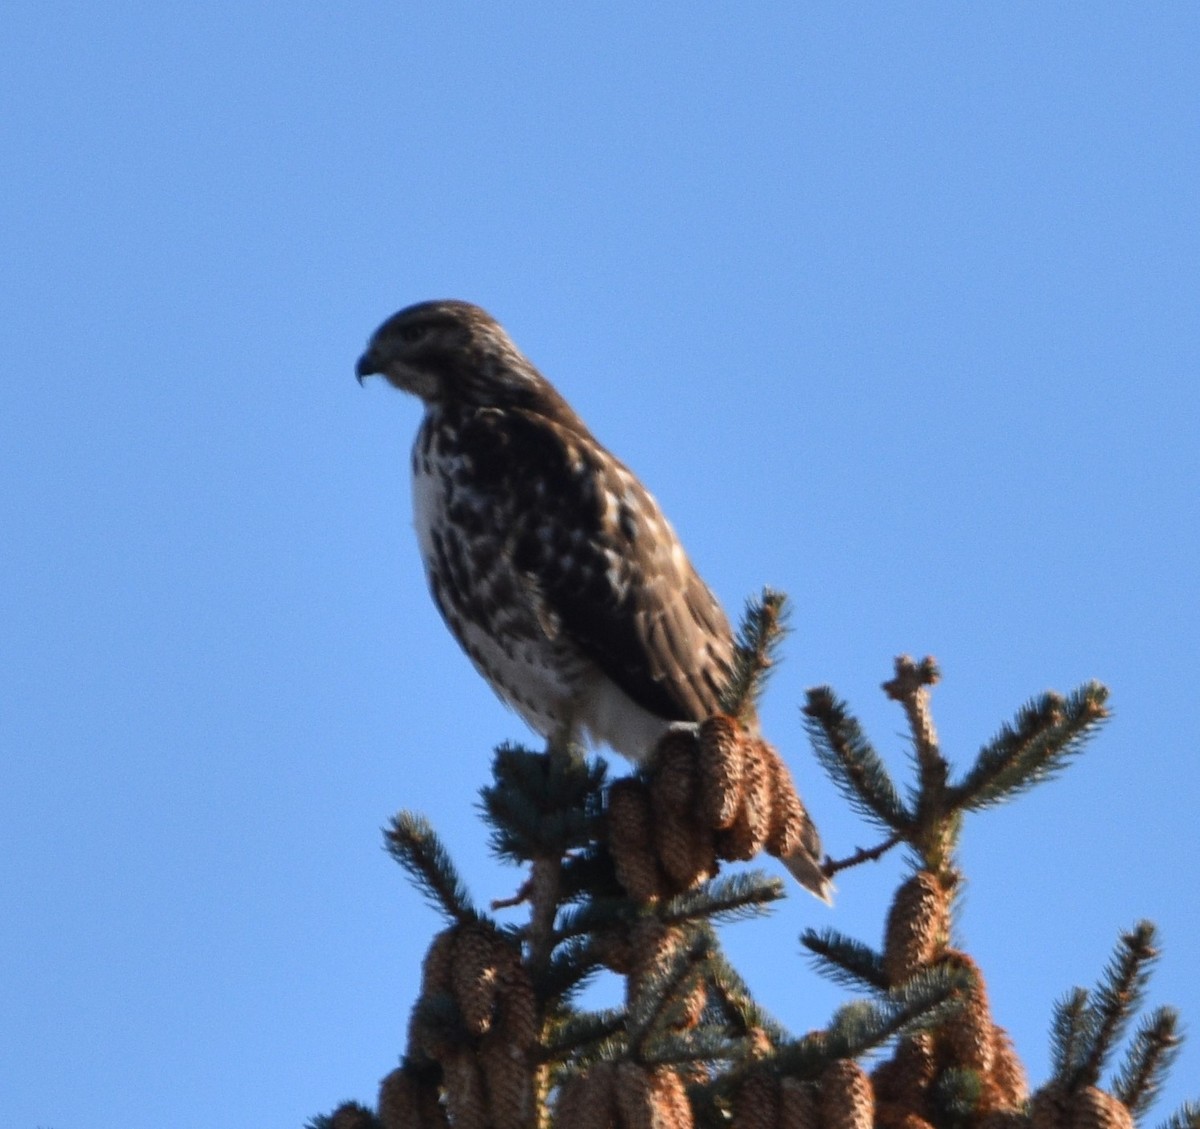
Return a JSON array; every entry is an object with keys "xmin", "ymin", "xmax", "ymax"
[{"xmin": 398, "ymin": 324, "xmax": 428, "ymax": 344}]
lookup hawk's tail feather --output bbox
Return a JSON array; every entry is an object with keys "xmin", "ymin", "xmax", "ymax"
[{"xmin": 781, "ymin": 851, "xmax": 836, "ymax": 906}]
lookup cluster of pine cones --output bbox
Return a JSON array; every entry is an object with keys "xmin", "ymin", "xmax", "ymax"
[
  {"xmin": 606, "ymin": 715, "xmax": 829, "ymax": 901},
  {"xmin": 377, "ymin": 922, "xmax": 538, "ymax": 1129}
]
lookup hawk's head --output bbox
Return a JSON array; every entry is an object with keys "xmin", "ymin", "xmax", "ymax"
[{"xmin": 356, "ymin": 300, "xmax": 554, "ymax": 411}]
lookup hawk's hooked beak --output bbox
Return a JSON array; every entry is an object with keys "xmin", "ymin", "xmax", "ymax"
[{"xmin": 355, "ymin": 350, "xmax": 381, "ymax": 386}]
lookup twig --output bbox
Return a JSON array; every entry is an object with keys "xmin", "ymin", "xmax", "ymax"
[{"xmin": 823, "ymin": 833, "xmax": 903, "ymax": 879}]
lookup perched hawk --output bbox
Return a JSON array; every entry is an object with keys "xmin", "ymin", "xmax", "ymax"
[
  {"xmin": 357, "ymin": 301, "xmax": 831, "ymax": 901},
  {"xmin": 356, "ymin": 299, "xmax": 736, "ymax": 762}
]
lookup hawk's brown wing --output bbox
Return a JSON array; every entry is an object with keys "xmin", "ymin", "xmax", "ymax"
[{"xmin": 459, "ymin": 406, "xmax": 735, "ymax": 724}]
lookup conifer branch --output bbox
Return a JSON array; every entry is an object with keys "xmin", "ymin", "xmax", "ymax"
[
  {"xmin": 950, "ymin": 682, "xmax": 1110, "ymax": 811},
  {"xmin": 553, "ymin": 896, "xmax": 631, "ymax": 942},
  {"xmin": 823, "ymin": 832, "xmax": 903, "ymax": 878},
  {"xmin": 662, "ymin": 872, "xmax": 785, "ymax": 927},
  {"xmin": 1050, "ymin": 987, "xmax": 1095, "ymax": 1078},
  {"xmin": 1158, "ymin": 1100, "xmax": 1200, "ymax": 1129},
  {"xmin": 540, "ymin": 936, "xmax": 603, "ymax": 1002},
  {"xmin": 481, "ymin": 744, "xmax": 604, "ymax": 861},
  {"xmin": 642, "ymin": 1028, "xmax": 741, "ymax": 1066},
  {"xmin": 801, "ymin": 927, "xmax": 889, "ymax": 992},
  {"xmin": 932, "ymin": 1067, "xmax": 983, "ymax": 1123},
  {"xmin": 803, "ymin": 686, "xmax": 912, "ymax": 832},
  {"xmin": 384, "ymin": 811, "xmax": 476, "ymax": 924},
  {"xmin": 719, "ymin": 588, "xmax": 790, "ymax": 723},
  {"xmin": 1112, "ymin": 1006, "xmax": 1183, "ymax": 1118},
  {"xmin": 882, "ymin": 654, "xmax": 943, "ymax": 780},
  {"xmin": 883, "ymin": 962, "xmax": 974, "ymax": 1029},
  {"xmin": 542, "ymin": 1008, "xmax": 627, "ymax": 1061},
  {"xmin": 704, "ymin": 944, "xmax": 790, "ymax": 1045},
  {"xmin": 824, "ymin": 997, "xmax": 924, "ymax": 1059},
  {"xmin": 1073, "ymin": 921, "xmax": 1161, "ymax": 1088}
]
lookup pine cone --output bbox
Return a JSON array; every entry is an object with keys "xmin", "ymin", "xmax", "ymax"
[
  {"xmin": 420, "ymin": 929, "xmax": 458, "ymax": 996},
  {"xmin": 478, "ymin": 1029, "xmax": 535, "ymax": 1129},
  {"xmin": 778, "ymin": 1078, "xmax": 819, "ymax": 1129},
  {"xmin": 378, "ymin": 1065, "xmax": 448, "ymax": 1129},
  {"xmin": 555, "ymin": 1062, "xmax": 619, "ymax": 1129},
  {"xmin": 614, "ymin": 1061, "xmax": 657, "ymax": 1129},
  {"xmin": 871, "ymin": 1033, "xmax": 935, "ymax": 1109},
  {"xmin": 608, "ymin": 778, "xmax": 666, "ymax": 902},
  {"xmin": 1070, "ymin": 1088, "xmax": 1134, "ymax": 1129},
  {"xmin": 495, "ymin": 943, "xmax": 539, "ymax": 1050},
  {"xmin": 989, "ymin": 1025, "xmax": 1029, "ymax": 1107},
  {"xmin": 716, "ymin": 735, "xmax": 772, "ymax": 861},
  {"xmin": 452, "ymin": 925, "xmax": 502, "ymax": 1037},
  {"xmin": 874, "ymin": 1104, "xmax": 937, "ymax": 1129},
  {"xmin": 649, "ymin": 1067, "xmax": 695, "ymax": 1129},
  {"xmin": 732, "ymin": 1071, "xmax": 779, "ymax": 1129},
  {"xmin": 651, "ymin": 730, "xmax": 718, "ymax": 889},
  {"xmin": 443, "ymin": 1048, "xmax": 489, "ymax": 1129},
  {"xmin": 819, "ymin": 1059, "xmax": 874, "ymax": 1129},
  {"xmin": 938, "ymin": 950, "xmax": 995, "ymax": 1076},
  {"xmin": 883, "ymin": 872, "xmax": 949, "ymax": 984},
  {"xmin": 698, "ymin": 714, "xmax": 746, "ymax": 829},
  {"xmin": 408, "ymin": 930, "xmax": 461, "ymax": 1062},
  {"xmin": 757, "ymin": 738, "xmax": 832, "ymax": 903},
  {"xmin": 674, "ymin": 976, "xmax": 708, "ymax": 1031},
  {"xmin": 1030, "ymin": 1083, "xmax": 1069, "ymax": 1129},
  {"xmin": 975, "ymin": 1111, "xmax": 1032, "ymax": 1129}
]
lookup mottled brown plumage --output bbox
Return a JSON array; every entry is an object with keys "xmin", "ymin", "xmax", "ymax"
[{"xmin": 356, "ymin": 300, "xmax": 735, "ymax": 761}]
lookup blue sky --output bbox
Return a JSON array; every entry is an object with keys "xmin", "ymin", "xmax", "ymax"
[{"xmin": 3, "ymin": 5, "xmax": 1198, "ymax": 1126}]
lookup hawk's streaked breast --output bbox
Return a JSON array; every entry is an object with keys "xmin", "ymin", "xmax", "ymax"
[{"xmin": 357, "ymin": 299, "xmax": 735, "ymax": 761}]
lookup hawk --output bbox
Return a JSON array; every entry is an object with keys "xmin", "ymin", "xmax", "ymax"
[
  {"xmin": 356, "ymin": 299, "xmax": 735, "ymax": 761},
  {"xmin": 355, "ymin": 301, "xmax": 830, "ymax": 899}
]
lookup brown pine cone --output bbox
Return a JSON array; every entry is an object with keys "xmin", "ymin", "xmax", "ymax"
[
  {"xmin": 443, "ymin": 1048, "xmax": 489, "ymax": 1129},
  {"xmin": 1070, "ymin": 1088, "xmax": 1134, "ymax": 1129},
  {"xmin": 478, "ymin": 1029, "xmax": 535, "ymax": 1129},
  {"xmin": 716, "ymin": 735, "xmax": 772, "ymax": 861},
  {"xmin": 757, "ymin": 738, "xmax": 833, "ymax": 904},
  {"xmin": 651, "ymin": 730, "xmax": 718, "ymax": 890},
  {"xmin": 819, "ymin": 1059, "xmax": 874, "ymax": 1129},
  {"xmin": 614, "ymin": 1061, "xmax": 656, "ymax": 1129},
  {"xmin": 554, "ymin": 1062, "xmax": 619, "ymax": 1129},
  {"xmin": 420, "ymin": 929, "xmax": 458, "ymax": 996},
  {"xmin": 990, "ymin": 1025, "xmax": 1029, "ymax": 1107},
  {"xmin": 494, "ymin": 943, "xmax": 539, "ymax": 1050},
  {"xmin": 778, "ymin": 1078, "xmax": 820, "ymax": 1129},
  {"xmin": 732, "ymin": 1071, "xmax": 779, "ymax": 1129},
  {"xmin": 608, "ymin": 778, "xmax": 667, "ymax": 902},
  {"xmin": 975, "ymin": 1111, "xmax": 1032, "ymax": 1129},
  {"xmin": 870, "ymin": 1033, "xmax": 935, "ymax": 1109},
  {"xmin": 882, "ymin": 872, "xmax": 949, "ymax": 985},
  {"xmin": 592, "ymin": 924, "xmax": 636, "ymax": 975},
  {"xmin": 698, "ymin": 714, "xmax": 746, "ymax": 829},
  {"xmin": 649, "ymin": 1066, "xmax": 695, "ymax": 1129},
  {"xmin": 378, "ymin": 1065, "xmax": 448, "ymax": 1129},
  {"xmin": 1030, "ymin": 1083, "xmax": 1070, "ymax": 1129},
  {"xmin": 408, "ymin": 929, "xmax": 461, "ymax": 1062},
  {"xmin": 874, "ymin": 1103, "xmax": 937, "ymax": 1129},
  {"xmin": 452, "ymin": 925, "xmax": 502, "ymax": 1037},
  {"xmin": 938, "ymin": 950, "xmax": 995, "ymax": 1076},
  {"xmin": 674, "ymin": 976, "xmax": 708, "ymax": 1031}
]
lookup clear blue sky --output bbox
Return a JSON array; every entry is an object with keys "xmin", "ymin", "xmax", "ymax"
[{"xmin": 3, "ymin": 5, "xmax": 1197, "ymax": 1126}]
